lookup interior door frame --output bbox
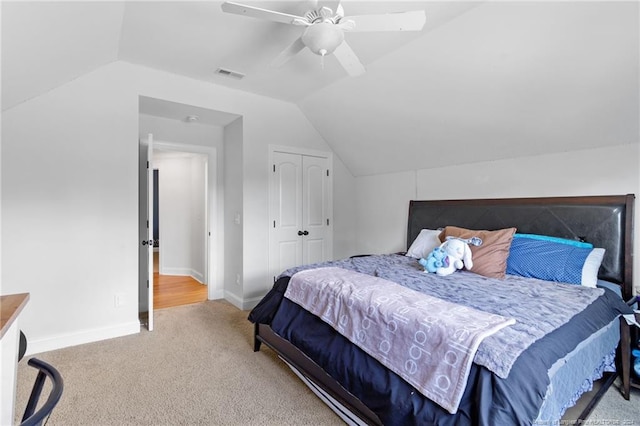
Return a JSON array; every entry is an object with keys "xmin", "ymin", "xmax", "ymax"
[{"xmin": 152, "ymin": 140, "xmax": 221, "ymax": 300}]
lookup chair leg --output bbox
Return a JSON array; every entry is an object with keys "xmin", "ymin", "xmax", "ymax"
[{"xmin": 22, "ymin": 372, "xmax": 46, "ymax": 422}]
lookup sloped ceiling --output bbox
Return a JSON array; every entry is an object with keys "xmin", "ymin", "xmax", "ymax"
[
  {"xmin": 2, "ymin": 1, "xmax": 638, "ymax": 177},
  {"xmin": 1, "ymin": 1, "xmax": 125, "ymax": 110},
  {"xmin": 300, "ymin": 1, "xmax": 640, "ymax": 175}
]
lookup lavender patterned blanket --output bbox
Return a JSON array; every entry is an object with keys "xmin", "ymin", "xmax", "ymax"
[
  {"xmin": 280, "ymin": 254, "xmax": 604, "ymax": 379},
  {"xmin": 285, "ymin": 267, "xmax": 516, "ymax": 414}
]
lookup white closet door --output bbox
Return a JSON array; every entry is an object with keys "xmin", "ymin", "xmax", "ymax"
[
  {"xmin": 270, "ymin": 152, "xmax": 303, "ymax": 275},
  {"xmin": 302, "ymin": 155, "xmax": 330, "ymax": 265},
  {"xmin": 269, "ymin": 149, "xmax": 333, "ymax": 281}
]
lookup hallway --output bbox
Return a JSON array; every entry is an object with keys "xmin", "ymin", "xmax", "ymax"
[{"xmin": 154, "ymin": 252, "xmax": 207, "ymax": 310}]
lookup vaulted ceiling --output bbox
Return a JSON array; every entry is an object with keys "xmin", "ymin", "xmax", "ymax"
[{"xmin": 2, "ymin": 1, "xmax": 638, "ymax": 176}]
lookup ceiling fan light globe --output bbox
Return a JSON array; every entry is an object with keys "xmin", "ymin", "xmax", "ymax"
[{"xmin": 302, "ymin": 22, "xmax": 345, "ymax": 56}]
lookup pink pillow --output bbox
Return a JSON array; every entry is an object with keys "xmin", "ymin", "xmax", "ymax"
[{"xmin": 439, "ymin": 226, "xmax": 516, "ymax": 279}]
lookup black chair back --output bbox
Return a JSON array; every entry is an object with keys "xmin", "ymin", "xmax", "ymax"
[{"xmin": 20, "ymin": 358, "xmax": 64, "ymax": 426}]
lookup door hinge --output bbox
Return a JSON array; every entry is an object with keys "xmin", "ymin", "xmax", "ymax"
[
  {"xmin": 327, "ymin": 219, "xmax": 330, "ymax": 226},
  {"xmin": 147, "ymin": 161, "xmax": 149, "ymax": 169},
  {"xmin": 273, "ymin": 164, "xmax": 276, "ymax": 172},
  {"xmin": 327, "ymin": 170, "xmax": 329, "ymax": 177},
  {"xmin": 147, "ymin": 220, "xmax": 149, "ymax": 228},
  {"xmin": 273, "ymin": 220, "xmax": 276, "ymax": 228},
  {"xmin": 146, "ymin": 279, "xmax": 149, "ymax": 289}
]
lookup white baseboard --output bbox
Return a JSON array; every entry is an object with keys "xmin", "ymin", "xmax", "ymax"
[
  {"xmin": 242, "ymin": 296, "xmax": 263, "ymax": 311},
  {"xmin": 222, "ymin": 291, "xmax": 261, "ymax": 310},
  {"xmin": 161, "ymin": 267, "xmax": 192, "ymax": 276},
  {"xmin": 210, "ymin": 287, "xmax": 224, "ymax": 300},
  {"xmin": 224, "ymin": 291, "xmax": 244, "ymax": 309},
  {"xmin": 191, "ymin": 270, "xmax": 204, "ymax": 284},
  {"xmin": 25, "ymin": 321, "xmax": 140, "ymax": 356},
  {"xmin": 160, "ymin": 268, "xmax": 205, "ymax": 285}
]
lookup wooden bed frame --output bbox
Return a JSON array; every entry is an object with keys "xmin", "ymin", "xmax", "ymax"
[{"xmin": 254, "ymin": 194, "xmax": 636, "ymax": 425}]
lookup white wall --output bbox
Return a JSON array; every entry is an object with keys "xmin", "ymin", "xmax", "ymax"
[
  {"xmin": 139, "ymin": 114, "xmax": 225, "ymax": 146},
  {"xmin": 1, "ymin": 60, "xmax": 355, "ymax": 353},
  {"xmin": 223, "ymin": 118, "xmax": 244, "ymax": 306},
  {"xmin": 155, "ymin": 155, "xmax": 192, "ymax": 274},
  {"xmin": 2, "ymin": 63, "xmax": 141, "ymax": 353},
  {"xmin": 153, "ymin": 154, "xmax": 206, "ymax": 281},
  {"xmin": 355, "ymin": 143, "xmax": 640, "ymax": 292},
  {"xmin": 190, "ymin": 155, "xmax": 206, "ymax": 282},
  {"xmin": 332, "ymin": 158, "xmax": 357, "ymax": 260},
  {"xmin": 355, "ymin": 171, "xmax": 417, "ymax": 256}
]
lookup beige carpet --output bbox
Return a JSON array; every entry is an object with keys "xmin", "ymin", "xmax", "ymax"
[
  {"xmin": 15, "ymin": 301, "xmax": 342, "ymax": 426},
  {"xmin": 14, "ymin": 300, "xmax": 640, "ymax": 425}
]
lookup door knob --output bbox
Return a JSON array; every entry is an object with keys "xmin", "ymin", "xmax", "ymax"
[
  {"xmin": 297, "ymin": 231, "xmax": 304, "ymax": 236},
  {"xmin": 302, "ymin": 230, "xmax": 309, "ymax": 236},
  {"xmin": 142, "ymin": 240, "xmax": 153, "ymax": 246}
]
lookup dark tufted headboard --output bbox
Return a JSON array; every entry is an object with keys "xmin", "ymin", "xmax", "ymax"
[{"xmin": 407, "ymin": 195, "xmax": 635, "ymax": 299}]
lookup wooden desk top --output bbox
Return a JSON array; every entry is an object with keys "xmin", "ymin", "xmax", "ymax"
[{"xmin": 0, "ymin": 293, "xmax": 29, "ymax": 339}]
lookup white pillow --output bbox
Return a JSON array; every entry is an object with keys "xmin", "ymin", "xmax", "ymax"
[
  {"xmin": 406, "ymin": 229, "xmax": 442, "ymax": 259},
  {"xmin": 581, "ymin": 248, "xmax": 605, "ymax": 288}
]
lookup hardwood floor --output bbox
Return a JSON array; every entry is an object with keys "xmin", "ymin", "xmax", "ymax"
[{"xmin": 153, "ymin": 252, "xmax": 207, "ymax": 310}]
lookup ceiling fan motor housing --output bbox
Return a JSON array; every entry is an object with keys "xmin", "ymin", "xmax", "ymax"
[{"xmin": 302, "ymin": 22, "xmax": 345, "ymax": 56}]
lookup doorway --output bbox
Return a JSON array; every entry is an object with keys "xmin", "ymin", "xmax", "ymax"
[
  {"xmin": 139, "ymin": 139, "xmax": 219, "ymax": 329},
  {"xmin": 139, "ymin": 96, "xmax": 236, "ymax": 324},
  {"xmin": 152, "ymin": 154, "xmax": 208, "ymax": 310}
]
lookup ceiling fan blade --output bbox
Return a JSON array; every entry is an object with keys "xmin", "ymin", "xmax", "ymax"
[
  {"xmin": 221, "ymin": 1, "xmax": 304, "ymax": 25},
  {"xmin": 346, "ymin": 10, "xmax": 426, "ymax": 32},
  {"xmin": 337, "ymin": 19, "xmax": 355, "ymax": 31},
  {"xmin": 332, "ymin": 41, "xmax": 365, "ymax": 77},
  {"xmin": 271, "ymin": 37, "xmax": 307, "ymax": 68},
  {"xmin": 317, "ymin": 0, "xmax": 341, "ymax": 15}
]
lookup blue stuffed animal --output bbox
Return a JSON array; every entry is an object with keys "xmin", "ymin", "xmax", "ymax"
[
  {"xmin": 633, "ymin": 348, "xmax": 640, "ymax": 379},
  {"xmin": 418, "ymin": 246, "xmax": 447, "ymax": 273}
]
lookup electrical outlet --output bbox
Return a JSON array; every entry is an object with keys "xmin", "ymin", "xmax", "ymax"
[{"xmin": 114, "ymin": 293, "xmax": 125, "ymax": 308}]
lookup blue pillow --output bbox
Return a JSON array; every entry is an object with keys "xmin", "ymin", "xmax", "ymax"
[
  {"xmin": 507, "ymin": 237, "xmax": 604, "ymax": 287},
  {"xmin": 512, "ymin": 233, "xmax": 593, "ymax": 248}
]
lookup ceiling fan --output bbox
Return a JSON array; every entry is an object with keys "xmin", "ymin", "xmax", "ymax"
[{"xmin": 220, "ymin": 0, "xmax": 426, "ymax": 76}]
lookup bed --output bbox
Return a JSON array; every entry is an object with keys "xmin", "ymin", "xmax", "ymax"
[{"xmin": 249, "ymin": 194, "xmax": 636, "ymax": 425}]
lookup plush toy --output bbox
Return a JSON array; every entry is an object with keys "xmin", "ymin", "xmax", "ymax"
[
  {"xmin": 428, "ymin": 236, "xmax": 482, "ymax": 277},
  {"xmin": 633, "ymin": 348, "xmax": 640, "ymax": 379},
  {"xmin": 418, "ymin": 246, "xmax": 446, "ymax": 273}
]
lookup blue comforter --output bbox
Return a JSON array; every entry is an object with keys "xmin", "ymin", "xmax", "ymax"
[{"xmin": 249, "ymin": 254, "xmax": 631, "ymax": 425}]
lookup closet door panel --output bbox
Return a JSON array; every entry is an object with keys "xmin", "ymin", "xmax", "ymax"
[
  {"xmin": 278, "ymin": 160, "xmax": 300, "ymax": 228},
  {"xmin": 275, "ymin": 241, "xmax": 301, "ymax": 275},
  {"xmin": 302, "ymin": 155, "xmax": 330, "ymax": 265},
  {"xmin": 304, "ymin": 238, "xmax": 326, "ymax": 265},
  {"xmin": 270, "ymin": 152, "xmax": 303, "ymax": 277}
]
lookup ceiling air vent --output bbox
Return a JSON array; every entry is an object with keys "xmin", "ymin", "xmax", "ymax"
[{"xmin": 214, "ymin": 68, "xmax": 245, "ymax": 80}]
